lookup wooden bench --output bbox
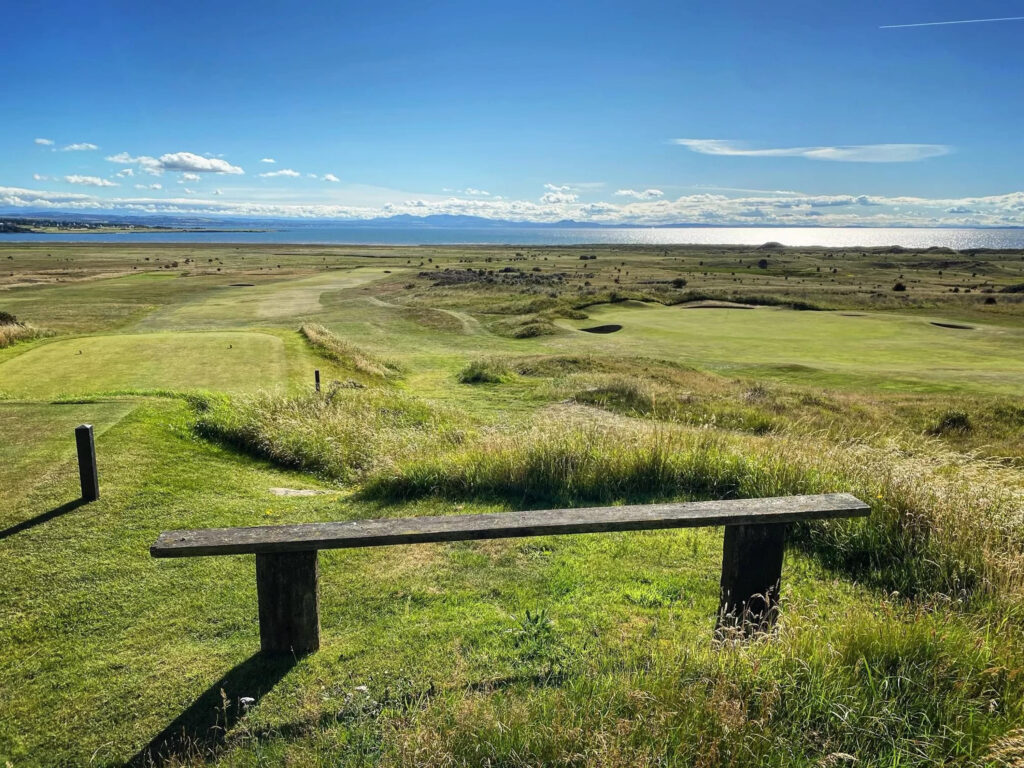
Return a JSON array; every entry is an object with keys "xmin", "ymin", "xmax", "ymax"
[{"xmin": 151, "ymin": 492, "xmax": 868, "ymax": 654}]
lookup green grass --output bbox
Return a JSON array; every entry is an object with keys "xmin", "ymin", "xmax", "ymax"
[
  {"xmin": 2, "ymin": 242, "xmax": 1024, "ymax": 767},
  {"xmin": 0, "ymin": 331, "xmax": 290, "ymax": 398},
  {"xmin": 559, "ymin": 303, "xmax": 1024, "ymax": 395}
]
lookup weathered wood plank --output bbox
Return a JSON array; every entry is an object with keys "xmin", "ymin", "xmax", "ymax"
[{"xmin": 151, "ymin": 493, "xmax": 868, "ymax": 558}]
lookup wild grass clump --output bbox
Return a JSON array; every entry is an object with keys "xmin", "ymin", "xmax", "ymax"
[
  {"xmin": 300, "ymin": 323, "xmax": 402, "ymax": 379},
  {"xmin": 363, "ymin": 425, "xmax": 818, "ymax": 508},
  {"xmin": 192, "ymin": 389, "xmax": 465, "ymax": 482},
  {"xmin": 0, "ymin": 312, "xmax": 49, "ymax": 348},
  {"xmin": 457, "ymin": 358, "xmax": 512, "ymax": 384}
]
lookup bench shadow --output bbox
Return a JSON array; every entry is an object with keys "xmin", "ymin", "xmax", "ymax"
[
  {"xmin": 126, "ymin": 652, "xmax": 297, "ymax": 767},
  {"xmin": 0, "ymin": 498, "xmax": 87, "ymax": 541}
]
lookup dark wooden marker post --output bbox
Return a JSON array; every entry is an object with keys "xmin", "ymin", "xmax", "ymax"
[
  {"xmin": 314, "ymin": 369, "xmax": 320, "ymax": 392},
  {"xmin": 255, "ymin": 551, "xmax": 320, "ymax": 653},
  {"xmin": 717, "ymin": 522, "xmax": 786, "ymax": 637},
  {"xmin": 75, "ymin": 424, "xmax": 100, "ymax": 501}
]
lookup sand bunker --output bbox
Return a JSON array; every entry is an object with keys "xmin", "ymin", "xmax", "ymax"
[
  {"xmin": 678, "ymin": 300, "xmax": 757, "ymax": 310},
  {"xmin": 931, "ymin": 322, "xmax": 974, "ymax": 330},
  {"xmin": 580, "ymin": 324, "xmax": 623, "ymax": 334}
]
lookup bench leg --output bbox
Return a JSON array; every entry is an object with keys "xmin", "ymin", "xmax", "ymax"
[
  {"xmin": 256, "ymin": 551, "xmax": 320, "ymax": 654},
  {"xmin": 717, "ymin": 523, "xmax": 786, "ymax": 637}
]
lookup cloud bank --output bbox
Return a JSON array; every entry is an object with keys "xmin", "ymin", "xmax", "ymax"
[{"xmin": 4, "ymin": 183, "xmax": 1024, "ymax": 228}]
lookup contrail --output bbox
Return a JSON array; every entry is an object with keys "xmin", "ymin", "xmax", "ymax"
[{"xmin": 881, "ymin": 16, "xmax": 1024, "ymax": 29}]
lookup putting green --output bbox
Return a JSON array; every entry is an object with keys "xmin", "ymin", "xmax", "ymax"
[
  {"xmin": 0, "ymin": 331, "xmax": 288, "ymax": 398},
  {"xmin": 560, "ymin": 304, "xmax": 1024, "ymax": 394}
]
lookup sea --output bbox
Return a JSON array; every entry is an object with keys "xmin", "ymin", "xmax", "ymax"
[{"xmin": 1, "ymin": 227, "xmax": 1023, "ymax": 249}]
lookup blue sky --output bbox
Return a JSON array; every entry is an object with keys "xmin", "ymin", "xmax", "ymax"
[{"xmin": 2, "ymin": 0, "xmax": 1023, "ymax": 225}]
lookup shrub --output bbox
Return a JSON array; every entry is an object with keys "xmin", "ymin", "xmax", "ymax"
[
  {"xmin": 893, "ymin": 282, "xmax": 907, "ymax": 292},
  {"xmin": 930, "ymin": 410, "xmax": 972, "ymax": 434},
  {"xmin": 458, "ymin": 358, "xmax": 512, "ymax": 384}
]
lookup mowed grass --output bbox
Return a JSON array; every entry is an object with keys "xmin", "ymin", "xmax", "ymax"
[
  {"xmin": 0, "ymin": 331, "xmax": 289, "ymax": 398},
  {"xmin": 0, "ymin": 401, "xmax": 138, "ymax": 513},
  {"xmin": 562, "ymin": 303, "xmax": 1024, "ymax": 394}
]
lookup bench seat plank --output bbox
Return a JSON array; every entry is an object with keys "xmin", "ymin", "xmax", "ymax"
[{"xmin": 151, "ymin": 492, "xmax": 868, "ymax": 558}]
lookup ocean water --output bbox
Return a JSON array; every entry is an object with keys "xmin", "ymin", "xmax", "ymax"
[{"xmin": 1, "ymin": 227, "xmax": 1023, "ymax": 248}]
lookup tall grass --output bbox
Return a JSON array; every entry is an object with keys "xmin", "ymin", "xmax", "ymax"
[
  {"xmin": 0, "ymin": 318, "xmax": 49, "ymax": 348},
  {"xmin": 300, "ymin": 323, "xmax": 402, "ymax": 379},
  {"xmin": 364, "ymin": 422, "xmax": 1024, "ymax": 600},
  {"xmin": 192, "ymin": 387, "xmax": 1024, "ymax": 600},
  {"xmin": 192, "ymin": 390, "xmax": 465, "ymax": 482}
]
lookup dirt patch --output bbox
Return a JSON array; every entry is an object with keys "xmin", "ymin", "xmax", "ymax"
[
  {"xmin": 580, "ymin": 324, "xmax": 623, "ymax": 334},
  {"xmin": 229, "ymin": 283, "xmax": 255, "ymax": 287},
  {"xmin": 931, "ymin": 322, "xmax": 974, "ymax": 330},
  {"xmin": 840, "ymin": 313, "xmax": 866, "ymax": 317}
]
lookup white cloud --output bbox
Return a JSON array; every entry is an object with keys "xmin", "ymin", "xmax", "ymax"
[
  {"xmin": 116, "ymin": 168, "xmax": 134, "ymax": 177},
  {"xmin": 106, "ymin": 151, "xmax": 243, "ymax": 175},
  {"xmin": 180, "ymin": 172, "xmax": 201, "ymax": 182},
  {"xmin": 541, "ymin": 183, "xmax": 578, "ymax": 204},
  {"xmin": 135, "ymin": 183, "xmax": 163, "ymax": 190},
  {"xmin": 158, "ymin": 152, "xmax": 243, "ymax": 174},
  {"xmin": 615, "ymin": 188, "xmax": 664, "ymax": 200},
  {"xmin": 183, "ymin": 188, "xmax": 197, "ymax": 194},
  {"xmin": 213, "ymin": 189, "xmax": 223, "ymax": 195},
  {"xmin": 33, "ymin": 173, "xmax": 48, "ymax": 181},
  {"xmin": 308, "ymin": 173, "xmax": 319, "ymax": 179},
  {"xmin": 62, "ymin": 142, "xmax": 99, "ymax": 151},
  {"xmin": 462, "ymin": 187, "xmax": 490, "ymax": 196},
  {"xmin": 323, "ymin": 173, "xmax": 340, "ymax": 183},
  {"xmin": 34, "ymin": 138, "xmax": 54, "ymax": 146},
  {"xmin": 260, "ymin": 158, "xmax": 276, "ymax": 163},
  {"xmin": 258, "ymin": 168, "xmax": 301, "ymax": 178},
  {"xmin": 673, "ymin": 139, "xmax": 951, "ymax": 163},
  {"xmin": 64, "ymin": 175, "xmax": 117, "ymax": 187}
]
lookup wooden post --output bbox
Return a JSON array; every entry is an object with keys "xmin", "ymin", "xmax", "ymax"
[
  {"xmin": 314, "ymin": 369, "xmax": 320, "ymax": 392},
  {"xmin": 255, "ymin": 551, "xmax": 320, "ymax": 654},
  {"xmin": 75, "ymin": 424, "xmax": 99, "ymax": 501},
  {"xmin": 717, "ymin": 523, "xmax": 786, "ymax": 637}
]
